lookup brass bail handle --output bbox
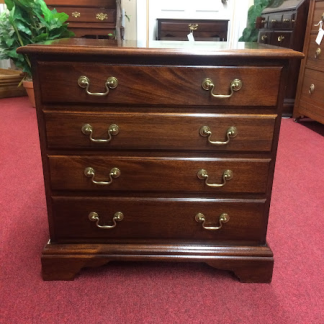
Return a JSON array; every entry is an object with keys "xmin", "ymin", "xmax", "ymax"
[
  {"xmin": 315, "ymin": 48, "xmax": 321, "ymax": 58},
  {"xmin": 84, "ymin": 167, "xmax": 121, "ymax": 185},
  {"xmin": 199, "ymin": 126, "xmax": 237, "ymax": 145},
  {"xmin": 197, "ymin": 169, "xmax": 233, "ymax": 187},
  {"xmin": 202, "ymin": 78, "xmax": 242, "ymax": 98},
  {"xmin": 81, "ymin": 124, "xmax": 119, "ymax": 143},
  {"xmin": 78, "ymin": 76, "xmax": 118, "ymax": 96},
  {"xmin": 189, "ymin": 23, "xmax": 198, "ymax": 32},
  {"xmin": 88, "ymin": 211, "xmax": 124, "ymax": 229},
  {"xmin": 195, "ymin": 213, "xmax": 230, "ymax": 231}
]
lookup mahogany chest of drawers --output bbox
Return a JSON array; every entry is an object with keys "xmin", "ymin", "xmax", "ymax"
[
  {"xmin": 157, "ymin": 19, "xmax": 228, "ymax": 41},
  {"xmin": 18, "ymin": 39, "xmax": 303, "ymax": 282},
  {"xmin": 294, "ymin": 0, "xmax": 324, "ymax": 124},
  {"xmin": 258, "ymin": 0, "xmax": 309, "ymax": 116}
]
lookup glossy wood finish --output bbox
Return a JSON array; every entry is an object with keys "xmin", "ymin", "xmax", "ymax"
[
  {"xmin": 157, "ymin": 19, "xmax": 229, "ymax": 41},
  {"xmin": 294, "ymin": 0, "xmax": 324, "ymax": 124},
  {"xmin": 45, "ymin": 112, "xmax": 276, "ymax": 151},
  {"xmin": 17, "ymin": 39, "xmax": 303, "ymax": 282},
  {"xmin": 258, "ymin": 0, "xmax": 310, "ymax": 116},
  {"xmin": 38, "ymin": 63, "xmax": 281, "ymax": 106}
]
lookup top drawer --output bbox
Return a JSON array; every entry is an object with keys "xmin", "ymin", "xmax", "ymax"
[{"xmin": 38, "ymin": 62, "xmax": 281, "ymax": 106}]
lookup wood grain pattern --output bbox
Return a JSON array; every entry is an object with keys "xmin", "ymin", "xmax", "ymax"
[
  {"xmin": 45, "ymin": 112, "xmax": 276, "ymax": 151},
  {"xmin": 38, "ymin": 63, "xmax": 281, "ymax": 106},
  {"xmin": 48, "ymin": 156, "xmax": 270, "ymax": 193}
]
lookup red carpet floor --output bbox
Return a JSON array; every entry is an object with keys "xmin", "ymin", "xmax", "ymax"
[{"xmin": 1, "ymin": 97, "xmax": 323, "ymax": 324}]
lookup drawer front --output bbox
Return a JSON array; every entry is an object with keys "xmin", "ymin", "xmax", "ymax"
[
  {"xmin": 49, "ymin": 156, "xmax": 270, "ymax": 193},
  {"xmin": 51, "ymin": 197, "xmax": 266, "ymax": 243},
  {"xmin": 38, "ymin": 62, "xmax": 281, "ymax": 106},
  {"xmin": 298, "ymin": 68, "xmax": 324, "ymax": 116},
  {"xmin": 49, "ymin": 6, "xmax": 116, "ymax": 23},
  {"xmin": 268, "ymin": 14, "xmax": 283, "ymax": 29},
  {"xmin": 45, "ymin": 112, "xmax": 276, "ymax": 152},
  {"xmin": 270, "ymin": 32, "xmax": 292, "ymax": 48},
  {"xmin": 306, "ymin": 35, "xmax": 324, "ymax": 72},
  {"xmin": 160, "ymin": 21, "xmax": 228, "ymax": 33}
]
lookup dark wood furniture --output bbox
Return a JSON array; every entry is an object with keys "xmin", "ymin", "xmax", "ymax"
[
  {"xmin": 294, "ymin": 0, "xmax": 324, "ymax": 124},
  {"xmin": 45, "ymin": 0, "xmax": 122, "ymax": 39},
  {"xmin": 18, "ymin": 39, "xmax": 303, "ymax": 282},
  {"xmin": 258, "ymin": 0, "xmax": 309, "ymax": 116},
  {"xmin": 157, "ymin": 19, "xmax": 229, "ymax": 41}
]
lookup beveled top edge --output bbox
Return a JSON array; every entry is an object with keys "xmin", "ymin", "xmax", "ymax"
[{"xmin": 17, "ymin": 38, "xmax": 304, "ymax": 59}]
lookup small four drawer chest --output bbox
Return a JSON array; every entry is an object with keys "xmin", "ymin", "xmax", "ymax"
[{"xmin": 18, "ymin": 39, "xmax": 303, "ymax": 282}]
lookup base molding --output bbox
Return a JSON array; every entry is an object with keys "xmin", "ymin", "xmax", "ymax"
[{"xmin": 41, "ymin": 242, "xmax": 274, "ymax": 283}]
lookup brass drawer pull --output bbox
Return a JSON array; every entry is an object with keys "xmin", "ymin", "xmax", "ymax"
[
  {"xmin": 72, "ymin": 12, "xmax": 81, "ymax": 18},
  {"xmin": 197, "ymin": 169, "xmax": 233, "ymax": 187},
  {"xmin": 315, "ymin": 48, "xmax": 321, "ymax": 58},
  {"xmin": 89, "ymin": 211, "xmax": 124, "ymax": 229},
  {"xmin": 309, "ymin": 84, "xmax": 315, "ymax": 94},
  {"xmin": 261, "ymin": 35, "xmax": 268, "ymax": 41},
  {"xmin": 195, "ymin": 212, "xmax": 229, "ymax": 230},
  {"xmin": 96, "ymin": 13, "xmax": 108, "ymax": 21},
  {"xmin": 202, "ymin": 78, "xmax": 242, "ymax": 99},
  {"xmin": 78, "ymin": 76, "xmax": 118, "ymax": 96},
  {"xmin": 271, "ymin": 19, "xmax": 277, "ymax": 23},
  {"xmin": 84, "ymin": 167, "xmax": 120, "ymax": 185},
  {"xmin": 81, "ymin": 123, "xmax": 119, "ymax": 143},
  {"xmin": 189, "ymin": 23, "xmax": 198, "ymax": 31},
  {"xmin": 283, "ymin": 18, "xmax": 290, "ymax": 23},
  {"xmin": 277, "ymin": 35, "xmax": 285, "ymax": 42},
  {"xmin": 199, "ymin": 126, "xmax": 237, "ymax": 145}
]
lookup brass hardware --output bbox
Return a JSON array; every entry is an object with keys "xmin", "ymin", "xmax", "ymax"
[
  {"xmin": 309, "ymin": 84, "xmax": 315, "ymax": 94},
  {"xmin": 78, "ymin": 76, "xmax": 118, "ymax": 96},
  {"xmin": 202, "ymin": 78, "xmax": 242, "ymax": 99},
  {"xmin": 199, "ymin": 126, "xmax": 237, "ymax": 145},
  {"xmin": 197, "ymin": 169, "xmax": 233, "ymax": 187},
  {"xmin": 188, "ymin": 23, "xmax": 198, "ymax": 31},
  {"xmin": 271, "ymin": 19, "xmax": 277, "ymax": 23},
  {"xmin": 84, "ymin": 167, "xmax": 120, "ymax": 185},
  {"xmin": 72, "ymin": 12, "xmax": 81, "ymax": 18},
  {"xmin": 292, "ymin": 19, "xmax": 295, "ymax": 23},
  {"xmin": 277, "ymin": 35, "xmax": 285, "ymax": 42},
  {"xmin": 96, "ymin": 13, "xmax": 108, "ymax": 20},
  {"xmin": 315, "ymin": 48, "xmax": 322, "ymax": 58},
  {"xmin": 261, "ymin": 35, "xmax": 268, "ymax": 41},
  {"xmin": 261, "ymin": 19, "xmax": 266, "ymax": 24},
  {"xmin": 195, "ymin": 213, "xmax": 229, "ymax": 230},
  {"xmin": 283, "ymin": 18, "xmax": 290, "ymax": 23},
  {"xmin": 81, "ymin": 124, "xmax": 119, "ymax": 143},
  {"xmin": 88, "ymin": 211, "xmax": 124, "ymax": 229}
]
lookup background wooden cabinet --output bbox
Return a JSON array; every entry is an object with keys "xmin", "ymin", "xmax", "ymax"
[
  {"xmin": 45, "ymin": 0, "xmax": 122, "ymax": 39},
  {"xmin": 258, "ymin": 0, "xmax": 309, "ymax": 116},
  {"xmin": 294, "ymin": 0, "xmax": 324, "ymax": 124}
]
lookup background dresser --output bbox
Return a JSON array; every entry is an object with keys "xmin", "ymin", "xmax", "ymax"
[
  {"xmin": 258, "ymin": 0, "xmax": 309, "ymax": 116},
  {"xmin": 45, "ymin": 0, "xmax": 122, "ymax": 39},
  {"xmin": 294, "ymin": 0, "xmax": 324, "ymax": 124},
  {"xmin": 157, "ymin": 19, "xmax": 229, "ymax": 41},
  {"xmin": 18, "ymin": 39, "xmax": 303, "ymax": 282}
]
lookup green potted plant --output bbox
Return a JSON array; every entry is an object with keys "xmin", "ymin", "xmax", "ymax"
[{"xmin": 0, "ymin": 0, "xmax": 74, "ymax": 106}]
